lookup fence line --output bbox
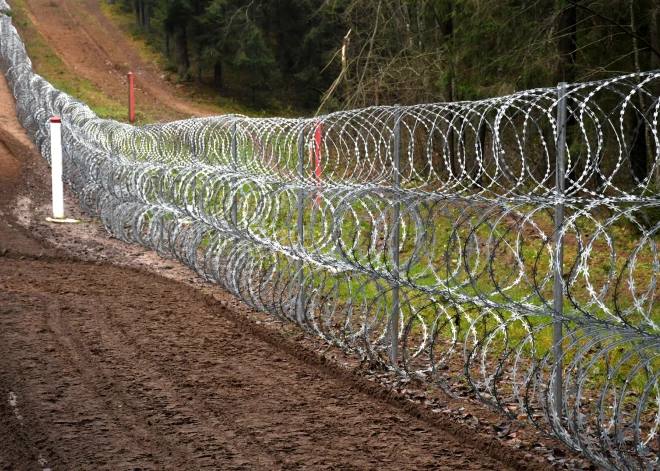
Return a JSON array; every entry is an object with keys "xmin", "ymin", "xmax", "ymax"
[{"xmin": 3, "ymin": 4, "xmax": 660, "ymax": 469}]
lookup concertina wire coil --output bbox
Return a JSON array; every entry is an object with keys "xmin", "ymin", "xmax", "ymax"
[{"xmin": 3, "ymin": 4, "xmax": 660, "ymax": 469}]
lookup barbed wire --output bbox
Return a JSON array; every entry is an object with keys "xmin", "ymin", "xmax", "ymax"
[{"xmin": 2, "ymin": 4, "xmax": 660, "ymax": 469}]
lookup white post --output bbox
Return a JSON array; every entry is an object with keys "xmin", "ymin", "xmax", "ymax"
[{"xmin": 50, "ymin": 116, "xmax": 64, "ymax": 219}]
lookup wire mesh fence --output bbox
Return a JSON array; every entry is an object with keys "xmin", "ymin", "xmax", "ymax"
[{"xmin": 3, "ymin": 4, "xmax": 660, "ymax": 469}]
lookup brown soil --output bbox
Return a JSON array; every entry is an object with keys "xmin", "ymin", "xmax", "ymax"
[
  {"xmin": 0, "ymin": 41, "xmax": 554, "ymax": 471},
  {"xmin": 1, "ymin": 256, "xmax": 521, "ymax": 471}
]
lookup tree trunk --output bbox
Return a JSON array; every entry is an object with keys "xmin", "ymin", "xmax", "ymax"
[
  {"xmin": 163, "ymin": 31, "xmax": 169, "ymax": 59},
  {"xmin": 651, "ymin": 0, "xmax": 660, "ymax": 174},
  {"xmin": 652, "ymin": 0, "xmax": 659, "ymax": 71},
  {"xmin": 341, "ymin": 30, "xmax": 351, "ymax": 99},
  {"xmin": 196, "ymin": 58, "xmax": 203, "ymax": 84},
  {"xmin": 556, "ymin": 0, "xmax": 577, "ymax": 83},
  {"xmin": 557, "ymin": 1, "xmax": 579, "ymax": 188},
  {"xmin": 399, "ymin": 0, "xmax": 413, "ymax": 50},
  {"xmin": 474, "ymin": 120, "xmax": 486, "ymax": 187},
  {"xmin": 175, "ymin": 29, "xmax": 190, "ymax": 78},
  {"xmin": 416, "ymin": 0, "xmax": 425, "ymax": 51},
  {"xmin": 630, "ymin": 0, "xmax": 652, "ymax": 184},
  {"xmin": 631, "ymin": 113, "xmax": 649, "ymax": 183},
  {"xmin": 444, "ymin": 0, "xmax": 456, "ymax": 177},
  {"xmin": 213, "ymin": 58, "xmax": 223, "ymax": 89},
  {"xmin": 447, "ymin": 75, "xmax": 456, "ymax": 178},
  {"xmin": 134, "ymin": 0, "xmax": 141, "ymax": 28},
  {"xmin": 144, "ymin": 2, "xmax": 150, "ymax": 33}
]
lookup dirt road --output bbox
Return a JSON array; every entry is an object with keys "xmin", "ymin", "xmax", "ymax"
[{"xmin": 1, "ymin": 253, "xmax": 516, "ymax": 470}]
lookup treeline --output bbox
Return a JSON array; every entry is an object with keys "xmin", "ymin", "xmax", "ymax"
[
  {"xmin": 117, "ymin": 0, "xmax": 660, "ymax": 112},
  {"xmin": 119, "ymin": 0, "xmax": 340, "ymax": 111}
]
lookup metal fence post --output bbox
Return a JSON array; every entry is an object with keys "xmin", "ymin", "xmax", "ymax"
[
  {"xmin": 390, "ymin": 105, "xmax": 401, "ymax": 366},
  {"xmin": 231, "ymin": 119, "xmax": 238, "ymax": 226},
  {"xmin": 296, "ymin": 121, "xmax": 306, "ymax": 326},
  {"xmin": 554, "ymin": 82, "xmax": 567, "ymax": 421}
]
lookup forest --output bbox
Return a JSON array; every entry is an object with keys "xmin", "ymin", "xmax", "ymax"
[{"xmin": 117, "ymin": 0, "xmax": 659, "ymax": 113}]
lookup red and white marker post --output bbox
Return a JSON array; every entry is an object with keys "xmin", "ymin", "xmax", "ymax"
[
  {"xmin": 128, "ymin": 72, "xmax": 135, "ymax": 123},
  {"xmin": 46, "ymin": 117, "xmax": 78, "ymax": 223},
  {"xmin": 50, "ymin": 116, "xmax": 64, "ymax": 219},
  {"xmin": 309, "ymin": 120, "xmax": 322, "ymax": 206}
]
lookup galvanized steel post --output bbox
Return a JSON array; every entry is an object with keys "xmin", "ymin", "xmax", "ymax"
[
  {"xmin": 554, "ymin": 82, "xmax": 567, "ymax": 421},
  {"xmin": 390, "ymin": 105, "xmax": 401, "ymax": 366},
  {"xmin": 231, "ymin": 119, "xmax": 238, "ymax": 226},
  {"xmin": 296, "ymin": 121, "xmax": 306, "ymax": 326}
]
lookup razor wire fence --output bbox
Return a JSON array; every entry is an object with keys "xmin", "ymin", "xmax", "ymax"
[{"xmin": 3, "ymin": 4, "xmax": 660, "ymax": 469}]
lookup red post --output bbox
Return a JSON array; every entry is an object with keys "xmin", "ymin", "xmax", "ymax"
[
  {"xmin": 128, "ymin": 72, "xmax": 135, "ymax": 123},
  {"xmin": 309, "ymin": 120, "xmax": 322, "ymax": 206}
]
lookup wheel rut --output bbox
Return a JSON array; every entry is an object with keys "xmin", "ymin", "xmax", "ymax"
[
  {"xmin": 45, "ymin": 294, "xmax": 196, "ymax": 469},
  {"xmin": 0, "ymin": 255, "xmax": 532, "ymax": 470},
  {"xmin": 47, "ymin": 274, "xmax": 284, "ymax": 469}
]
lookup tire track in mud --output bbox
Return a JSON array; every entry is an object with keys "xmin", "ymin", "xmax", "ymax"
[
  {"xmin": 0, "ymin": 254, "xmax": 539, "ymax": 470},
  {"xmin": 46, "ymin": 274, "xmax": 285, "ymax": 469},
  {"xmin": 45, "ymin": 296, "xmax": 199, "ymax": 469},
  {"xmin": 98, "ymin": 293, "xmax": 416, "ymax": 469},
  {"xmin": 45, "ymin": 260, "xmax": 478, "ymax": 470},
  {"xmin": 0, "ymin": 348, "xmax": 46, "ymax": 470},
  {"xmin": 0, "ymin": 273, "xmax": 178, "ymax": 469}
]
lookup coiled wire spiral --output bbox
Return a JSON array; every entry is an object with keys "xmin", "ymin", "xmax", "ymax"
[{"xmin": 2, "ymin": 4, "xmax": 660, "ymax": 469}]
